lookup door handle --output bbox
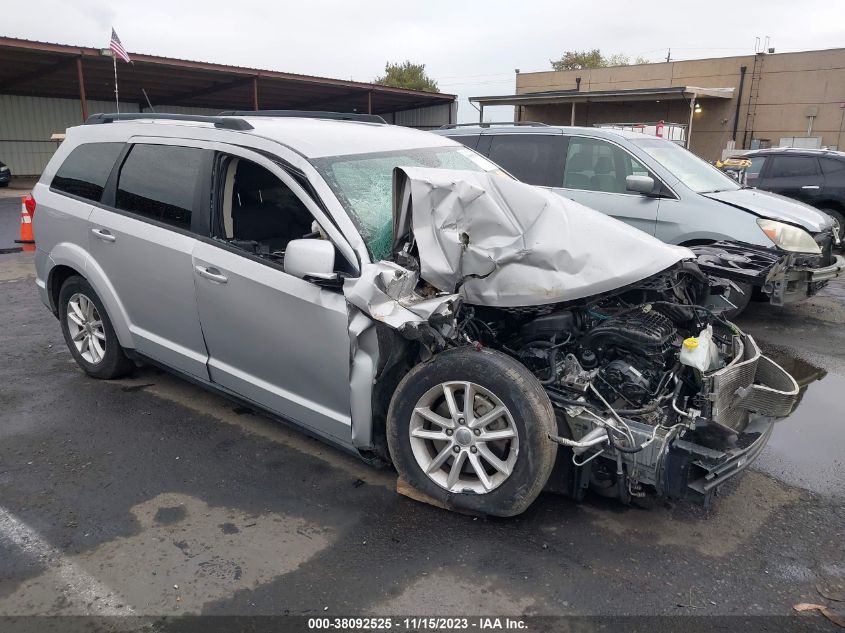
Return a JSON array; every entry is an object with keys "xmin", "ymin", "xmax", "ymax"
[
  {"xmin": 194, "ymin": 265, "xmax": 228, "ymax": 284},
  {"xmin": 801, "ymin": 185, "xmax": 820, "ymax": 190},
  {"xmin": 91, "ymin": 228, "xmax": 116, "ymax": 243}
]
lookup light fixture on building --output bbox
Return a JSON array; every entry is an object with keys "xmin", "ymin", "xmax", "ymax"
[{"xmin": 694, "ymin": 103, "xmax": 702, "ymax": 114}]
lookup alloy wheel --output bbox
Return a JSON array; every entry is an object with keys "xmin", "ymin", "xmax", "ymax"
[
  {"xmin": 409, "ymin": 381, "xmax": 519, "ymax": 494},
  {"xmin": 66, "ymin": 292, "xmax": 106, "ymax": 365}
]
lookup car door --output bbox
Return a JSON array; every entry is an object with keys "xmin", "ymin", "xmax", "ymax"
[
  {"xmin": 552, "ymin": 136, "xmax": 660, "ymax": 235},
  {"xmin": 88, "ymin": 140, "xmax": 212, "ymax": 380},
  {"xmin": 758, "ymin": 154, "xmax": 823, "ymax": 204},
  {"xmin": 191, "ymin": 148, "xmax": 354, "ymax": 443}
]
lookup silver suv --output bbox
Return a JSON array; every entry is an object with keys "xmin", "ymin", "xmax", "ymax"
[
  {"xmin": 435, "ymin": 124, "xmax": 844, "ymax": 313},
  {"xmin": 34, "ymin": 112, "xmax": 799, "ymax": 516}
]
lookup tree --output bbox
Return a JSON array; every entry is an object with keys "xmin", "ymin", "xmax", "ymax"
[
  {"xmin": 374, "ymin": 61, "xmax": 439, "ymax": 92},
  {"xmin": 550, "ymin": 49, "xmax": 605, "ymax": 71},
  {"xmin": 550, "ymin": 50, "xmax": 651, "ymax": 71}
]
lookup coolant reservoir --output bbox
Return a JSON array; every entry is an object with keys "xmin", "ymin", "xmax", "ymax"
[{"xmin": 679, "ymin": 325, "xmax": 723, "ymax": 372}]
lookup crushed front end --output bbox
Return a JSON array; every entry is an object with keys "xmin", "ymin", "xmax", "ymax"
[
  {"xmin": 359, "ymin": 166, "xmax": 803, "ymax": 505},
  {"xmin": 452, "ymin": 269, "xmax": 801, "ymax": 504},
  {"xmin": 693, "ymin": 237, "xmax": 845, "ymax": 307}
]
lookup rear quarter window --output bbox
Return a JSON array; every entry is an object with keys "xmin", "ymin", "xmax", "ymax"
[
  {"xmin": 820, "ymin": 157, "xmax": 845, "ymax": 181},
  {"xmin": 51, "ymin": 142, "xmax": 124, "ymax": 202}
]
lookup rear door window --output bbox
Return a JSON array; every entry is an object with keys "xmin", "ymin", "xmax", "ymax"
[
  {"xmin": 51, "ymin": 142, "xmax": 123, "ymax": 202},
  {"xmin": 768, "ymin": 155, "xmax": 819, "ymax": 178},
  {"xmin": 486, "ymin": 134, "xmax": 565, "ymax": 186},
  {"xmin": 115, "ymin": 144, "xmax": 205, "ymax": 231}
]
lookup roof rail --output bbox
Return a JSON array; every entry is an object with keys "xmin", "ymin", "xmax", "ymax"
[
  {"xmin": 438, "ymin": 121, "xmax": 549, "ymax": 129},
  {"xmin": 85, "ymin": 113, "xmax": 254, "ymax": 131},
  {"xmin": 219, "ymin": 110, "xmax": 387, "ymax": 124}
]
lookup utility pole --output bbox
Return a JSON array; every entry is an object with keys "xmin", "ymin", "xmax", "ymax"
[{"xmin": 666, "ymin": 48, "xmax": 671, "ymax": 63}]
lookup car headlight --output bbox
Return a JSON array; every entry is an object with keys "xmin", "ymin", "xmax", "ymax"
[{"xmin": 756, "ymin": 219, "xmax": 821, "ymax": 253}]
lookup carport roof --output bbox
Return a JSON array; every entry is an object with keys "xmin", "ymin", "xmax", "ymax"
[
  {"xmin": 0, "ymin": 37, "xmax": 455, "ymax": 115},
  {"xmin": 470, "ymin": 85, "xmax": 734, "ymax": 106}
]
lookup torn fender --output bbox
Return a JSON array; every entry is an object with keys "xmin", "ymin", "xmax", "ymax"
[
  {"xmin": 343, "ymin": 260, "xmax": 460, "ymax": 333},
  {"xmin": 391, "ymin": 167, "xmax": 694, "ymax": 307}
]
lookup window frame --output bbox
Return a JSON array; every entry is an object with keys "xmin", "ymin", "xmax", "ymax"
[
  {"xmin": 207, "ymin": 146, "xmax": 359, "ymax": 278},
  {"xmin": 559, "ymin": 133, "xmax": 677, "ymax": 199}
]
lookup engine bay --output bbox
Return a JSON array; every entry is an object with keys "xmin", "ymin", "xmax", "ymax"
[{"xmin": 445, "ymin": 264, "xmax": 800, "ymax": 503}]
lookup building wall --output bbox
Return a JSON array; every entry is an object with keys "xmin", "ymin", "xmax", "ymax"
[
  {"xmin": 517, "ymin": 49, "xmax": 845, "ymax": 160},
  {"xmin": 0, "ymin": 95, "xmax": 455, "ymax": 175}
]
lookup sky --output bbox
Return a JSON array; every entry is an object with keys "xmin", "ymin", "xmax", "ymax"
[{"xmin": 4, "ymin": 0, "xmax": 845, "ymax": 122}]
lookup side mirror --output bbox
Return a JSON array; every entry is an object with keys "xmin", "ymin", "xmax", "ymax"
[
  {"xmin": 626, "ymin": 175, "xmax": 656, "ymax": 195},
  {"xmin": 284, "ymin": 239, "xmax": 336, "ymax": 281}
]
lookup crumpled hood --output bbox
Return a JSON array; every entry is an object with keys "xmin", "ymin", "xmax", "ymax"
[
  {"xmin": 392, "ymin": 167, "xmax": 694, "ymax": 307},
  {"xmin": 703, "ymin": 188, "xmax": 834, "ymax": 233}
]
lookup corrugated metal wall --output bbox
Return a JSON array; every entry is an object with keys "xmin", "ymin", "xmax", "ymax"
[
  {"xmin": 384, "ymin": 102, "xmax": 455, "ymax": 129},
  {"xmin": 0, "ymin": 95, "xmax": 456, "ymax": 175},
  {"xmin": 0, "ymin": 95, "xmax": 133, "ymax": 175}
]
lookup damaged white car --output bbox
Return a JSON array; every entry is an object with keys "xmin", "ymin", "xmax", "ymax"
[{"xmin": 35, "ymin": 112, "xmax": 801, "ymax": 517}]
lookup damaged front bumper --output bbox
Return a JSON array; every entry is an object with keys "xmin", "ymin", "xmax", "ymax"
[
  {"xmin": 693, "ymin": 241, "xmax": 845, "ymax": 306},
  {"xmin": 560, "ymin": 331, "xmax": 799, "ymax": 504}
]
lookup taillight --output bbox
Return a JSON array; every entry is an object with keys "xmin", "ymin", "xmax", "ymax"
[{"xmin": 23, "ymin": 194, "xmax": 36, "ymax": 216}]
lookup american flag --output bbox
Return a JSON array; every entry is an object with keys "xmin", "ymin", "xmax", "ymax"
[{"xmin": 109, "ymin": 28, "xmax": 131, "ymax": 63}]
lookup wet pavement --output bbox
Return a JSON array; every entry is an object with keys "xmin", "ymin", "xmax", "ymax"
[{"xmin": 0, "ymin": 249, "xmax": 844, "ymax": 623}]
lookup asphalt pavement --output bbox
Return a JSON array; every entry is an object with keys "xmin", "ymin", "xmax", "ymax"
[{"xmin": 0, "ymin": 249, "xmax": 844, "ymax": 626}]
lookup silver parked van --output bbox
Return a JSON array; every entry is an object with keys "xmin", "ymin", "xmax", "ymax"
[
  {"xmin": 436, "ymin": 124, "xmax": 844, "ymax": 313},
  {"xmin": 33, "ymin": 112, "xmax": 800, "ymax": 515}
]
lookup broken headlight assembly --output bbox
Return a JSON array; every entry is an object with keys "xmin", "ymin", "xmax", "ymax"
[{"xmin": 757, "ymin": 218, "xmax": 821, "ymax": 254}]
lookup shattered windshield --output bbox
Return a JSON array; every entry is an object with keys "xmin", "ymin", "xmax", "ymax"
[
  {"xmin": 313, "ymin": 146, "xmax": 501, "ymax": 261},
  {"xmin": 632, "ymin": 137, "xmax": 740, "ymax": 194}
]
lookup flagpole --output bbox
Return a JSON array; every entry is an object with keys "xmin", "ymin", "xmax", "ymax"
[{"xmin": 113, "ymin": 54, "xmax": 120, "ymax": 114}]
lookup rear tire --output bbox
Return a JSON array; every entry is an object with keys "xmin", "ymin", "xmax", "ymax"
[
  {"xmin": 387, "ymin": 347, "xmax": 557, "ymax": 517},
  {"xmin": 59, "ymin": 276, "xmax": 134, "ymax": 379}
]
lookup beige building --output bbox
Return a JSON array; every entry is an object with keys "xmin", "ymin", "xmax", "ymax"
[{"xmin": 471, "ymin": 48, "xmax": 845, "ymax": 160}]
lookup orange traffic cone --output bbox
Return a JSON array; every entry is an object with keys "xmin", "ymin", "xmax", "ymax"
[{"xmin": 15, "ymin": 195, "xmax": 35, "ymax": 252}]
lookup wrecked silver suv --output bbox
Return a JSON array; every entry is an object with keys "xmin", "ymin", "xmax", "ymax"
[{"xmin": 35, "ymin": 112, "xmax": 800, "ymax": 517}]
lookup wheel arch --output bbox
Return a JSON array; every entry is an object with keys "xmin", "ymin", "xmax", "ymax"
[{"xmin": 47, "ymin": 244, "xmax": 134, "ymax": 349}]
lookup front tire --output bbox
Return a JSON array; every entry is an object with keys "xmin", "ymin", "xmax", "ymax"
[
  {"xmin": 59, "ymin": 276, "xmax": 134, "ymax": 379},
  {"xmin": 387, "ymin": 347, "xmax": 557, "ymax": 517}
]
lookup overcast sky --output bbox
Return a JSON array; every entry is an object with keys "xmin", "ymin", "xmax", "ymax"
[{"xmin": 5, "ymin": 0, "xmax": 845, "ymax": 122}]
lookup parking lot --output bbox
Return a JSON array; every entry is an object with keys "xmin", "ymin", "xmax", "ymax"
[{"xmin": 1, "ymin": 189, "xmax": 844, "ymax": 623}]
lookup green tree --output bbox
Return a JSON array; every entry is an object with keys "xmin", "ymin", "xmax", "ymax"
[
  {"xmin": 550, "ymin": 50, "xmax": 651, "ymax": 71},
  {"xmin": 374, "ymin": 61, "xmax": 439, "ymax": 92},
  {"xmin": 551, "ymin": 49, "xmax": 606, "ymax": 70}
]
